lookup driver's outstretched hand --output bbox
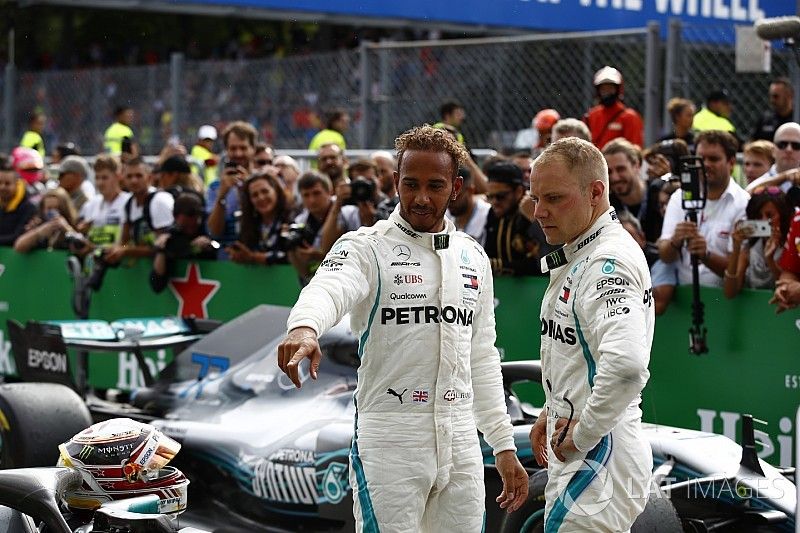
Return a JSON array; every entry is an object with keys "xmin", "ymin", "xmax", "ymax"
[{"xmin": 277, "ymin": 327, "xmax": 322, "ymax": 388}]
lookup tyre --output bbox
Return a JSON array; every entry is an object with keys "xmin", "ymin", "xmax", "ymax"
[
  {"xmin": 500, "ymin": 471, "xmax": 683, "ymax": 533},
  {"xmin": 0, "ymin": 383, "xmax": 92, "ymax": 468}
]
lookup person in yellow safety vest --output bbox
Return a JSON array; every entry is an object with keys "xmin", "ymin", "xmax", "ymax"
[
  {"xmin": 433, "ymin": 100, "xmax": 467, "ymax": 145},
  {"xmin": 191, "ymin": 125, "xmax": 219, "ymax": 187},
  {"xmin": 693, "ymin": 90, "xmax": 737, "ymax": 134},
  {"xmin": 104, "ymin": 105, "xmax": 137, "ymax": 156},
  {"xmin": 19, "ymin": 111, "xmax": 46, "ymax": 158},
  {"xmin": 308, "ymin": 108, "xmax": 349, "ymax": 151}
]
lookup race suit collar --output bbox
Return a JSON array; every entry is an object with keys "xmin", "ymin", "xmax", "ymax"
[
  {"xmin": 540, "ymin": 208, "xmax": 619, "ymax": 273},
  {"xmin": 389, "ymin": 203, "xmax": 456, "ymax": 251}
]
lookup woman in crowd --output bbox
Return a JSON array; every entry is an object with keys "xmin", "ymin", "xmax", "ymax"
[
  {"xmin": 227, "ymin": 172, "xmax": 290, "ymax": 265},
  {"xmin": 724, "ymin": 188, "xmax": 792, "ymax": 298},
  {"xmin": 658, "ymin": 97, "xmax": 696, "ymax": 151},
  {"xmin": 13, "ymin": 187, "xmax": 83, "ymax": 253}
]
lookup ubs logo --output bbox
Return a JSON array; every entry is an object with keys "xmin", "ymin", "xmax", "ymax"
[{"xmin": 393, "ymin": 245, "xmax": 411, "ymax": 261}]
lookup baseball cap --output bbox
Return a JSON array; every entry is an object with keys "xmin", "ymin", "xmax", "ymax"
[
  {"xmin": 534, "ymin": 109, "xmax": 561, "ymax": 131},
  {"xmin": 11, "ymin": 147, "xmax": 44, "ymax": 184},
  {"xmin": 486, "ymin": 160, "xmax": 523, "ymax": 187},
  {"xmin": 159, "ymin": 155, "xmax": 191, "ymax": 174},
  {"xmin": 58, "ymin": 155, "xmax": 91, "ymax": 178},
  {"xmin": 198, "ymin": 125, "xmax": 217, "ymax": 141},
  {"xmin": 706, "ymin": 89, "xmax": 730, "ymax": 103}
]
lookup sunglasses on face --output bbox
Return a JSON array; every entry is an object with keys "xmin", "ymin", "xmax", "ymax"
[
  {"xmin": 776, "ymin": 140, "xmax": 800, "ymax": 151},
  {"xmin": 255, "ymin": 159, "xmax": 273, "ymax": 166}
]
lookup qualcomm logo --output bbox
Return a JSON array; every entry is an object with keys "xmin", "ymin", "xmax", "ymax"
[{"xmin": 554, "ymin": 458, "xmax": 614, "ymax": 517}]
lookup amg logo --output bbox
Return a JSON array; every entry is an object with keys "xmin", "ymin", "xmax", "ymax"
[
  {"xmin": 394, "ymin": 222, "xmax": 419, "ymax": 239},
  {"xmin": 27, "ymin": 348, "xmax": 68, "ymax": 373},
  {"xmin": 380, "ymin": 306, "xmax": 474, "ymax": 326},
  {"xmin": 540, "ymin": 318, "xmax": 577, "ymax": 346},
  {"xmin": 252, "ymin": 460, "xmax": 318, "ymax": 505}
]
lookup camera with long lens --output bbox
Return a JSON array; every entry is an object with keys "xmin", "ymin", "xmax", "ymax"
[
  {"xmin": 343, "ymin": 177, "xmax": 376, "ymax": 205},
  {"xmin": 280, "ymin": 223, "xmax": 316, "ymax": 251}
]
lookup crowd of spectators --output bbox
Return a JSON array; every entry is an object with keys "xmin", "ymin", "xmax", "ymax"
[{"xmin": 2, "ymin": 65, "xmax": 800, "ymax": 316}]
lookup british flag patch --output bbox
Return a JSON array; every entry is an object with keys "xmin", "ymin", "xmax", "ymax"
[{"xmin": 412, "ymin": 389, "xmax": 429, "ymax": 404}]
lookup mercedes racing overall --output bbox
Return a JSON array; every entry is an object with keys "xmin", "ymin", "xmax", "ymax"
[
  {"xmin": 286, "ymin": 207, "xmax": 516, "ymax": 533},
  {"xmin": 539, "ymin": 209, "xmax": 653, "ymax": 532}
]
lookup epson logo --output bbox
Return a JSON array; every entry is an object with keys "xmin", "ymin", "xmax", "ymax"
[
  {"xmin": 394, "ymin": 222, "xmax": 419, "ymax": 239},
  {"xmin": 27, "ymin": 349, "xmax": 68, "ymax": 373},
  {"xmin": 540, "ymin": 318, "xmax": 577, "ymax": 346},
  {"xmin": 380, "ymin": 306, "xmax": 474, "ymax": 326},
  {"xmin": 596, "ymin": 277, "xmax": 631, "ymax": 291}
]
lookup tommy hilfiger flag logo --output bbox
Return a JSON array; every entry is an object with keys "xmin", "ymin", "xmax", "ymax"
[
  {"xmin": 559, "ymin": 286, "xmax": 570, "ymax": 303},
  {"xmin": 412, "ymin": 390, "xmax": 429, "ymax": 404},
  {"xmin": 462, "ymin": 273, "xmax": 478, "ymax": 290}
]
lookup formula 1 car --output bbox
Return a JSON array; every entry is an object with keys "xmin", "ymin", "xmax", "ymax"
[{"xmin": 3, "ymin": 305, "xmax": 796, "ymax": 532}]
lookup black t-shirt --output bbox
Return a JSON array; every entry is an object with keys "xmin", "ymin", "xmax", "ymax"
[{"xmin": 751, "ymin": 110, "xmax": 794, "ymax": 142}]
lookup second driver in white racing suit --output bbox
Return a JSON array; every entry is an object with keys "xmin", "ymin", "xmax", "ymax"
[{"xmin": 530, "ymin": 137, "xmax": 654, "ymax": 533}]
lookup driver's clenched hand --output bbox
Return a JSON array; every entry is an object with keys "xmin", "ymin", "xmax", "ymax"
[{"xmin": 277, "ymin": 327, "xmax": 322, "ymax": 388}]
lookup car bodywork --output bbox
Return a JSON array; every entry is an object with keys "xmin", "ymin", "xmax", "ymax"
[{"xmin": 5, "ymin": 305, "xmax": 797, "ymax": 532}]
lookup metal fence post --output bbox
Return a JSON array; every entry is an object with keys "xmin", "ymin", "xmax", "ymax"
[
  {"xmin": 359, "ymin": 42, "xmax": 370, "ymax": 150},
  {"xmin": 644, "ymin": 21, "xmax": 661, "ymax": 147},
  {"xmin": 663, "ymin": 18, "xmax": 682, "ymax": 132},
  {"xmin": 170, "ymin": 52, "xmax": 184, "ymax": 143},
  {"xmin": 2, "ymin": 29, "xmax": 15, "ymax": 153},
  {"xmin": 378, "ymin": 47, "xmax": 390, "ymax": 148}
]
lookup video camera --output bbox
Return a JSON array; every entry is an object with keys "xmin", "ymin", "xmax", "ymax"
[
  {"xmin": 662, "ymin": 156, "xmax": 708, "ymax": 355},
  {"xmin": 343, "ymin": 177, "xmax": 376, "ymax": 205}
]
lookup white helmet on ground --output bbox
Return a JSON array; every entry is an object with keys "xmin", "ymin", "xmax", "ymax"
[{"xmin": 58, "ymin": 418, "xmax": 188, "ymax": 514}]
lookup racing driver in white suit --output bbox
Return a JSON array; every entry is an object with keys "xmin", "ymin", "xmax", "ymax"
[
  {"xmin": 277, "ymin": 125, "xmax": 528, "ymax": 532},
  {"xmin": 528, "ymin": 137, "xmax": 654, "ymax": 532}
]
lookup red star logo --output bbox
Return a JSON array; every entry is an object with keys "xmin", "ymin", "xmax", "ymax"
[{"xmin": 168, "ymin": 263, "xmax": 220, "ymax": 318}]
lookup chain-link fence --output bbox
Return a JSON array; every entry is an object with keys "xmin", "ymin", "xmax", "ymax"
[
  {"xmin": 665, "ymin": 21, "xmax": 796, "ymax": 143},
  {"xmin": 2, "ymin": 22, "xmax": 794, "ymax": 155},
  {"xmin": 360, "ymin": 28, "xmax": 654, "ymax": 149}
]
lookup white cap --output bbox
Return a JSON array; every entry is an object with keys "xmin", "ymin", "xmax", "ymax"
[
  {"xmin": 197, "ymin": 125, "xmax": 217, "ymax": 141},
  {"xmin": 593, "ymin": 66, "xmax": 623, "ymax": 86}
]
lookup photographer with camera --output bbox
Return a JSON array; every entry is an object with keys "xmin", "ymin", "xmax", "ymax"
[
  {"xmin": 13, "ymin": 188, "xmax": 84, "ymax": 254},
  {"xmin": 150, "ymin": 193, "xmax": 218, "ymax": 293},
  {"xmin": 318, "ymin": 159, "xmax": 379, "ymax": 255},
  {"xmin": 285, "ymin": 171, "xmax": 339, "ymax": 285},
  {"xmin": 657, "ymin": 131, "xmax": 749, "ymax": 288},
  {"xmin": 206, "ymin": 121, "xmax": 258, "ymax": 248},
  {"xmin": 724, "ymin": 189, "xmax": 792, "ymax": 299}
]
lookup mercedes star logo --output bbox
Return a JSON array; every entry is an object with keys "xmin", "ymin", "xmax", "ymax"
[{"xmin": 393, "ymin": 245, "xmax": 411, "ymax": 261}]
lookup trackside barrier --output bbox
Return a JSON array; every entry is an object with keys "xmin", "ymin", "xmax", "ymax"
[{"xmin": 0, "ymin": 248, "xmax": 796, "ymax": 467}]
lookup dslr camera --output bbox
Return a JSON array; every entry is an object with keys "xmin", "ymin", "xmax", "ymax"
[
  {"xmin": 280, "ymin": 223, "xmax": 316, "ymax": 251},
  {"xmin": 343, "ymin": 177, "xmax": 376, "ymax": 205}
]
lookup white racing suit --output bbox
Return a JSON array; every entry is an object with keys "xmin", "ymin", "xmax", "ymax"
[
  {"xmin": 539, "ymin": 209, "xmax": 653, "ymax": 532},
  {"xmin": 287, "ymin": 207, "xmax": 516, "ymax": 533}
]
